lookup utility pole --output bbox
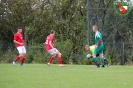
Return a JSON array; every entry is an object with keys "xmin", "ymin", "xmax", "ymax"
[{"xmin": 87, "ymin": 0, "xmax": 90, "ymax": 45}]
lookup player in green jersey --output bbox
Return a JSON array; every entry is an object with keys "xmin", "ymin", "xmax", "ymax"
[
  {"xmin": 92, "ymin": 25, "xmax": 105, "ymax": 67},
  {"xmin": 85, "ymin": 44, "xmax": 110, "ymax": 67}
]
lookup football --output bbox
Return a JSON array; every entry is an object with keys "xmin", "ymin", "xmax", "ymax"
[{"xmin": 86, "ymin": 54, "xmax": 92, "ymax": 59}]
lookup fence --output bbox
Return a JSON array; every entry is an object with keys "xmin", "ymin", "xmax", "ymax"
[
  {"xmin": 104, "ymin": 42, "xmax": 133, "ymax": 65},
  {"xmin": 0, "ymin": 42, "xmax": 133, "ymax": 65}
]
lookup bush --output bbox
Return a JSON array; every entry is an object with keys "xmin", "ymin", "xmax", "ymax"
[
  {"xmin": 105, "ymin": 46, "xmax": 121, "ymax": 65},
  {"xmin": 1, "ymin": 42, "xmax": 133, "ymax": 65},
  {"xmin": 25, "ymin": 47, "xmax": 34, "ymax": 63},
  {"xmin": 0, "ymin": 46, "xmax": 17, "ymax": 63},
  {"xmin": 55, "ymin": 39, "xmax": 74, "ymax": 64},
  {"xmin": 25, "ymin": 45, "xmax": 50, "ymax": 64}
]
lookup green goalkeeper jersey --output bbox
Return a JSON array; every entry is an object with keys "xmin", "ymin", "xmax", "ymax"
[
  {"xmin": 95, "ymin": 31, "xmax": 103, "ymax": 45},
  {"xmin": 90, "ymin": 45, "xmax": 95, "ymax": 54}
]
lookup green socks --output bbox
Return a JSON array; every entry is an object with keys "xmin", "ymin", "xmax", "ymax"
[{"xmin": 94, "ymin": 57, "xmax": 99, "ymax": 67}]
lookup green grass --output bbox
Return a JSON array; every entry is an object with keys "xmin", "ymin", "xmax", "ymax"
[{"xmin": 0, "ymin": 64, "xmax": 133, "ymax": 88}]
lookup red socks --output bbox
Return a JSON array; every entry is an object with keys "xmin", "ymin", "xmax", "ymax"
[
  {"xmin": 58, "ymin": 56, "xmax": 62, "ymax": 64},
  {"xmin": 20, "ymin": 57, "xmax": 25, "ymax": 65},
  {"xmin": 14, "ymin": 56, "xmax": 20, "ymax": 62},
  {"xmin": 49, "ymin": 56, "xmax": 62, "ymax": 64},
  {"xmin": 14, "ymin": 56, "xmax": 26, "ymax": 65},
  {"xmin": 49, "ymin": 56, "xmax": 55, "ymax": 63}
]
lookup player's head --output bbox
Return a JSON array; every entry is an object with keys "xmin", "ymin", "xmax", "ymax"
[
  {"xmin": 50, "ymin": 29, "xmax": 55, "ymax": 36},
  {"xmin": 17, "ymin": 27, "xmax": 23, "ymax": 33},
  {"xmin": 92, "ymin": 25, "xmax": 98, "ymax": 33},
  {"xmin": 85, "ymin": 44, "xmax": 90, "ymax": 51}
]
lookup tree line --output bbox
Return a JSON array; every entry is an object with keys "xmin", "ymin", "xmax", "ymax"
[{"xmin": 0, "ymin": 0, "xmax": 133, "ymax": 64}]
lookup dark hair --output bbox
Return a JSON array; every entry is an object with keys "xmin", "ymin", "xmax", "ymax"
[
  {"xmin": 50, "ymin": 29, "xmax": 55, "ymax": 34},
  {"xmin": 18, "ymin": 27, "xmax": 23, "ymax": 30}
]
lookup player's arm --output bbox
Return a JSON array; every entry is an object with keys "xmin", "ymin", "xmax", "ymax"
[
  {"xmin": 14, "ymin": 40, "xmax": 23, "ymax": 45},
  {"xmin": 49, "ymin": 41, "xmax": 54, "ymax": 49},
  {"xmin": 97, "ymin": 40, "xmax": 102, "ymax": 46},
  {"xmin": 95, "ymin": 40, "xmax": 102, "ymax": 49}
]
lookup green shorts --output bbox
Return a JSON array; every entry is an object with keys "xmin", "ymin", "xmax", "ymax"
[{"xmin": 94, "ymin": 44, "xmax": 104, "ymax": 54}]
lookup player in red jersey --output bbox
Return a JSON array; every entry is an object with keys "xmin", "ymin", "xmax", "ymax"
[
  {"xmin": 45, "ymin": 29, "xmax": 65, "ymax": 67},
  {"xmin": 13, "ymin": 27, "xmax": 26, "ymax": 66}
]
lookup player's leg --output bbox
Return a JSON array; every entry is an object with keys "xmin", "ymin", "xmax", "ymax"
[
  {"xmin": 92, "ymin": 53, "xmax": 100, "ymax": 68},
  {"xmin": 48, "ymin": 54, "xmax": 56, "ymax": 66},
  {"xmin": 92, "ymin": 54, "xmax": 99, "ymax": 66},
  {"xmin": 99, "ymin": 54, "xmax": 105, "ymax": 67},
  {"xmin": 95, "ymin": 45, "xmax": 105, "ymax": 67},
  {"xmin": 94, "ymin": 47, "xmax": 103, "ymax": 68},
  {"xmin": 99, "ymin": 47, "xmax": 105, "ymax": 67},
  {"xmin": 53, "ymin": 48, "xmax": 65, "ymax": 67},
  {"xmin": 57, "ymin": 52, "xmax": 62, "ymax": 65},
  {"xmin": 104, "ymin": 58, "xmax": 110, "ymax": 67},
  {"xmin": 20, "ymin": 53, "xmax": 26, "ymax": 66},
  {"xmin": 13, "ymin": 46, "xmax": 23, "ymax": 66},
  {"xmin": 47, "ymin": 48, "xmax": 57, "ymax": 66},
  {"xmin": 104, "ymin": 59, "xmax": 108, "ymax": 65},
  {"xmin": 20, "ymin": 46, "xmax": 26, "ymax": 66},
  {"xmin": 47, "ymin": 48, "xmax": 65, "ymax": 66}
]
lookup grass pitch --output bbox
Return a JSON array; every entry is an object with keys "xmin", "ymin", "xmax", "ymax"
[{"xmin": 0, "ymin": 64, "xmax": 133, "ymax": 88}]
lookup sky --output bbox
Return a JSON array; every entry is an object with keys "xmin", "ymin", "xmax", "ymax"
[
  {"xmin": 131, "ymin": 0, "xmax": 133, "ymax": 3},
  {"xmin": 130, "ymin": 0, "xmax": 133, "ymax": 6}
]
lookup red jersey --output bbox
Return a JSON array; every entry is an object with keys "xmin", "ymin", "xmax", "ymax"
[
  {"xmin": 45, "ymin": 35, "xmax": 54, "ymax": 51},
  {"xmin": 14, "ymin": 33, "xmax": 24, "ymax": 47}
]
